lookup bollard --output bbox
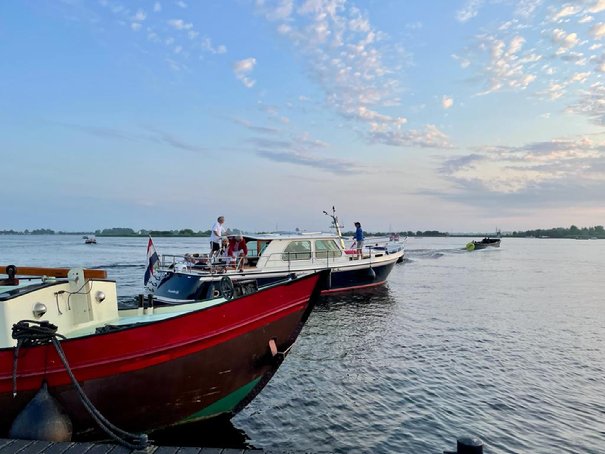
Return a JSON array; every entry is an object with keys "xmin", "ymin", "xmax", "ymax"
[{"xmin": 444, "ymin": 436, "xmax": 483, "ymax": 454}]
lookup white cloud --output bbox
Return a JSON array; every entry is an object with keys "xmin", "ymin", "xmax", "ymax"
[
  {"xmin": 368, "ymin": 124, "xmax": 452, "ymax": 149},
  {"xmin": 258, "ymin": 0, "xmax": 293, "ymax": 21},
  {"xmin": 131, "ymin": 23, "xmax": 142, "ymax": 31},
  {"xmin": 257, "ymin": 0, "xmax": 448, "ymax": 148},
  {"xmin": 133, "ymin": 9, "xmax": 146, "ymax": 22},
  {"xmin": 569, "ymin": 72, "xmax": 591, "ymax": 83},
  {"xmin": 153, "ymin": 2, "xmax": 161, "ymax": 13},
  {"xmin": 201, "ymin": 37, "xmax": 227, "ymax": 54},
  {"xmin": 234, "ymin": 58, "xmax": 257, "ymax": 88},
  {"xmin": 590, "ymin": 23, "xmax": 605, "ymax": 39},
  {"xmin": 442, "ymin": 96, "xmax": 454, "ymax": 109},
  {"xmin": 473, "ymin": 34, "xmax": 537, "ymax": 95},
  {"xmin": 551, "ymin": 28, "xmax": 580, "ymax": 49},
  {"xmin": 440, "ymin": 135, "xmax": 605, "ymax": 196},
  {"xmin": 588, "ymin": 0, "xmax": 605, "ymax": 13},
  {"xmin": 568, "ymin": 82, "xmax": 605, "ymax": 124},
  {"xmin": 514, "ymin": 0, "xmax": 542, "ymax": 18},
  {"xmin": 550, "ymin": 4, "xmax": 581, "ymax": 22},
  {"xmin": 176, "ymin": 1, "xmax": 187, "ymax": 8},
  {"xmin": 168, "ymin": 19, "xmax": 193, "ymax": 30},
  {"xmin": 456, "ymin": 0, "xmax": 484, "ymax": 23}
]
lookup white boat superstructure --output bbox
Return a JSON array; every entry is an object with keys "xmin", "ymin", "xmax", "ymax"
[{"xmin": 153, "ymin": 232, "xmax": 404, "ymax": 302}]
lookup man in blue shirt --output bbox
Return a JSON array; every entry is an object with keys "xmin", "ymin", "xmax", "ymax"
[{"xmin": 354, "ymin": 222, "xmax": 364, "ymax": 259}]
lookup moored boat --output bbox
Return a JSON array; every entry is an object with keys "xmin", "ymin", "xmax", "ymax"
[
  {"xmin": 153, "ymin": 231, "xmax": 404, "ymax": 304},
  {"xmin": 0, "ymin": 264, "xmax": 323, "ymax": 441}
]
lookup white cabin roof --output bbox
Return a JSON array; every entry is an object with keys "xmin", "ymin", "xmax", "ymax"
[{"xmin": 241, "ymin": 232, "xmax": 341, "ymax": 242}]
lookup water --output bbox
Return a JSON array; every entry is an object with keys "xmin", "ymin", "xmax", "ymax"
[{"xmin": 1, "ymin": 236, "xmax": 604, "ymax": 453}]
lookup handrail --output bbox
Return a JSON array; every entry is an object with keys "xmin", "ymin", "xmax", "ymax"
[{"xmin": 158, "ymin": 241, "xmax": 402, "ymax": 275}]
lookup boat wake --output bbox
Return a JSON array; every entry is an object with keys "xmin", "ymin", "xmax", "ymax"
[
  {"xmin": 101, "ymin": 263, "xmax": 144, "ymax": 270},
  {"xmin": 405, "ymin": 248, "xmax": 466, "ymax": 259}
]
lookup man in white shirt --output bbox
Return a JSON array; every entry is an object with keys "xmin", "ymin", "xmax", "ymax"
[{"xmin": 210, "ymin": 216, "xmax": 225, "ymax": 255}]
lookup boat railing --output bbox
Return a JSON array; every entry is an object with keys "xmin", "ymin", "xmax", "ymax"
[
  {"xmin": 159, "ymin": 244, "xmax": 398, "ymax": 275},
  {"xmin": 159, "ymin": 253, "xmax": 263, "ymax": 275}
]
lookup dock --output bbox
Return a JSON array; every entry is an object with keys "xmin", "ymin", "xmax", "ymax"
[{"xmin": 0, "ymin": 439, "xmax": 263, "ymax": 454}]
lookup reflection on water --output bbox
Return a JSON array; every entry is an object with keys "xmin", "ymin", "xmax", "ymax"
[{"xmin": 150, "ymin": 415, "xmax": 252, "ymax": 449}]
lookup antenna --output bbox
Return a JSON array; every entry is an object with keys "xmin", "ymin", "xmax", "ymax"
[{"xmin": 323, "ymin": 206, "xmax": 345, "ymax": 248}]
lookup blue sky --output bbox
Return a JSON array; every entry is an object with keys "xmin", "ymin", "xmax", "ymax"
[{"xmin": 1, "ymin": 0, "xmax": 604, "ymax": 233}]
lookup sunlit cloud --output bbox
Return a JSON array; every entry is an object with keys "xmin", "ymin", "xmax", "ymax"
[
  {"xmin": 590, "ymin": 23, "xmax": 605, "ymax": 39},
  {"xmin": 256, "ymin": 0, "xmax": 450, "ymax": 149},
  {"xmin": 549, "ymin": 4, "xmax": 581, "ymax": 22},
  {"xmin": 440, "ymin": 135, "xmax": 605, "ymax": 196},
  {"xmin": 567, "ymin": 82, "xmax": 605, "ymax": 125},
  {"xmin": 442, "ymin": 95, "xmax": 454, "ymax": 109},
  {"xmin": 233, "ymin": 58, "xmax": 257, "ymax": 88},
  {"xmin": 471, "ymin": 33, "xmax": 537, "ymax": 95},
  {"xmin": 552, "ymin": 28, "xmax": 580, "ymax": 50},
  {"xmin": 588, "ymin": 0, "xmax": 605, "ymax": 14}
]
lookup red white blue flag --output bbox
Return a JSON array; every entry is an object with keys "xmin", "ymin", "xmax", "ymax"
[{"xmin": 144, "ymin": 236, "xmax": 160, "ymax": 287}]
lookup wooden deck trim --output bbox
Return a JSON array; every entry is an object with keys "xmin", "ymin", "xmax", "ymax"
[{"xmin": 0, "ymin": 266, "xmax": 108, "ymax": 280}]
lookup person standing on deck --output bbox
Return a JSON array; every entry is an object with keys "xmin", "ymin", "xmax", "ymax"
[
  {"xmin": 210, "ymin": 216, "xmax": 225, "ymax": 256},
  {"xmin": 354, "ymin": 222, "xmax": 364, "ymax": 259}
]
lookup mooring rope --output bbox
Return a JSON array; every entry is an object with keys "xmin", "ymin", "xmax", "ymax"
[{"xmin": 11, "ymin": 320, "xmax": 149, "ymax": 450}]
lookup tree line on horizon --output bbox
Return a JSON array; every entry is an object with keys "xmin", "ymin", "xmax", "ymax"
[{"xmin": 0, "ymin": 225, "xmax": 603, "ymax": 239}]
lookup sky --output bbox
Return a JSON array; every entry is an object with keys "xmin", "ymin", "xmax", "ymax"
[{"xmin": 1, "ymin": 0, "xmax": 604, "ymax": 233}]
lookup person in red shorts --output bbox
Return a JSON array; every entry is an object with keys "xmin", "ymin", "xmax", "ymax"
[{"xmin": 227, "ymin": 234, "xmax": 248, "ymax": 270}]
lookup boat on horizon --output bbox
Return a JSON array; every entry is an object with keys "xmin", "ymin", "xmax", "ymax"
[
  {"xmin": 465, "ymin": 237, "xmax": 501, "ymax": 251},
  {"xmin": 83, "ymin": 235, "xmax": 96, "ymax": 244},
  {"xmin": 0, "ymin": 264, "xmax": 323, "ymax": 442}
]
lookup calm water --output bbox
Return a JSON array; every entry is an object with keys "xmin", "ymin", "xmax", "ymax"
[{"xmin": 1, "ymin": 236, "xmax": 604, "ymax": 453}]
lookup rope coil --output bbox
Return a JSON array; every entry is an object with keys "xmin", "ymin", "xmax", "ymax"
[{"xmin": 11, "ymin": 320, "xmax": 149, "ymax": 450}]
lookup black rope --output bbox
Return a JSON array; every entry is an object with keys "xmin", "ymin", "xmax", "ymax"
[{"xmin": 11, "ymin": 320, "xmax": 149, "ymax": 450}]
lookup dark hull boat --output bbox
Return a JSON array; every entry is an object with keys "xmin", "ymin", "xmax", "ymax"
[
  {"xmin": 0, "ymin": 265, "xmax": 323, "ymax": 440},
  {"xmin": 153, "ymin": 257, "xmax": 399, "ymax": 303},
  {"xmin": 152, "ymin": 232, "xmax": 404, "ymax": 305},
  {"xmin": 466, "ymin": 238, "xmax": 501, "ymax": 251}
]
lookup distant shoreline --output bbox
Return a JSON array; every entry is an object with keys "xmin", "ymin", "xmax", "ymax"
[{"xmin": 1, "ymin": 226, "xmax": 603, "ymax": 240}]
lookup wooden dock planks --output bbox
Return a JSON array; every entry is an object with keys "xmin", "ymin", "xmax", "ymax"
[{"xmin": 0, "ymin": 440, "xmax": 262, "ymax": 454}]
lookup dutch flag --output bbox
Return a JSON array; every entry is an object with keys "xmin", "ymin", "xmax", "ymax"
[{"xmin": 144, "ymin": 236, "xmax": 160, "ymax": 287}]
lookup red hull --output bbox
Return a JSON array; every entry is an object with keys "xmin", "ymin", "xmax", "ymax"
[{"xmin": 0, "ymin": 272, "xmax": 322, "ymax": 438}]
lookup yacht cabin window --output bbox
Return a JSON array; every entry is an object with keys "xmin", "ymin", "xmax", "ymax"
[
  {"xmin": 282, "ymin": 241, "xmax": 312, "ymax": 261},
  {"xmin": 315, "ymin": 239, "xmax": 342, "ymax": 259}
]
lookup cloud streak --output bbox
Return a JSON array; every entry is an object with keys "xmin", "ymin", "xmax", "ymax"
[{"xmin": 62, "ymin": 123, "xmax": 208, "ymax": 153}]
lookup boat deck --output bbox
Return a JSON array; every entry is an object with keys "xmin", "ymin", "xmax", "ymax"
[{"xmin": 0, "ymin": 438, "xmax": 263, "ymax": 453}]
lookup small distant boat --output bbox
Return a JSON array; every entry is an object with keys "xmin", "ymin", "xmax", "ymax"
[
  {"xmin": 83, "ymin": 235, "xmax": 97, "ymax": 244},
  {"xmin": 466, "ymin": 237, "xmax": 501, "ymax": 251}
]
